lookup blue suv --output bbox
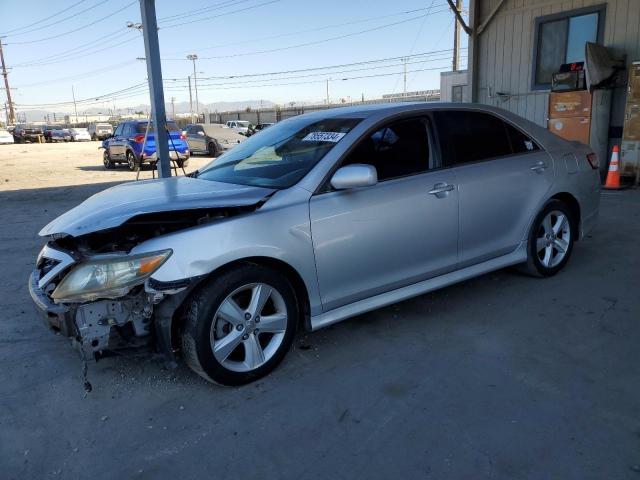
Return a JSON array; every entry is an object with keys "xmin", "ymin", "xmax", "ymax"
[{"xmin": 102, "ymin": 120, "xmax": 190, "ymax": 170}]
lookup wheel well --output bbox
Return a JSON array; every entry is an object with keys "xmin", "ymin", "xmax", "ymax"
[
  {"xmin": 550, "ymin": 192, "xmax": 581, "ymax": 231},
  {"xmin": 168, "ymin": 257, "xmax": 312, "ymax": 350}
]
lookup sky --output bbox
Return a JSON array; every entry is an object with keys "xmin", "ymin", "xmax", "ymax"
[{"xmin": 0, "ymin": 0, "xmax": 468, "ymax": 118}]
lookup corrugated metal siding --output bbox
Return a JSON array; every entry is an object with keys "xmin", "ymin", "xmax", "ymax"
[{"xmin": 474, "ymin": 0, "xmax": 640, "ymax": 128}]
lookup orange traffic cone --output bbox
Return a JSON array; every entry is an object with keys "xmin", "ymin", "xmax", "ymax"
[{"xmin": 604, "ymin": 145, "xmax": 621, "ymax": 190}]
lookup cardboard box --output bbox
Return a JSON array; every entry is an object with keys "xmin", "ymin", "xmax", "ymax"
[
  {"xmin": 548, "ymin": 116, "xmax": 591, "ymax": 144},
  {"xmin": 548, "ymin": 90, "xmax": 592, "ymax": 119}
]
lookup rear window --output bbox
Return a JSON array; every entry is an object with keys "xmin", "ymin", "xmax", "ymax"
[
  {"xmin": 135, "ymin": 121, "xmax": 180, "ymax": 133},
  {"xmin": 434, "ymin": 110, "xmax": 539, "ymax": 166}
]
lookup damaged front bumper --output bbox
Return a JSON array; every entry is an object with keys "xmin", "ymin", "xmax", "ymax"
[
  {"xmin": 28, "ymin": 244, "xmax": 188, "ymax": 361},
  {"xmin": 29, "ymin": 268, "xmax": 155, "ymax": 359}
]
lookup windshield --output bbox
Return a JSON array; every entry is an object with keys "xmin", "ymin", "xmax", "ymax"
[
  {"xmin": 135, "ymin": 121, "xmax": 180, "ymax": 133},
  {"xmin": 196, "ymin": 116, "xmax": 361, "ymax": 189},
  {"xmin": 236, "ymin": 121, "xmax": 249, "ymax": 127}
]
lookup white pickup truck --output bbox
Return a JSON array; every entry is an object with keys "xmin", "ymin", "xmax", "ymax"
[{"xmin": 225, "ymin": 120, "xmax": 251, "ymax": 135}]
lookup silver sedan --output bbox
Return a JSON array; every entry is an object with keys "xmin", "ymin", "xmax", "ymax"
[{"xmin": 30, "ymin": 103, "xmax": 600, "ymax": 385}]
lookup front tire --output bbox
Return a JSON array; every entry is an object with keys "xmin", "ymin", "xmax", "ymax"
[
  {"xmin": 522, "ymin": 200, "xmax": 575, "ymax": 277},
  {"xmin": 181, "ymin": 264, "xmax": 298, "ymax": 386},
  {"xmin": 103, "ymin": 150, "xmax": 115, "ymax": 169},
  {"xmin": 126, "ymin": 150, "xmax": 138, "ymax": 171}
]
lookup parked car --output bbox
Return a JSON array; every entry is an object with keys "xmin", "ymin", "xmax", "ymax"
[
  {"xmin": 29, "ymin": 103, "xmax": 600, "ymax": 386},
  {"xmin": 50, "ymin": 129, "xmax": 72, "ymax": 142},
  {"xmin": 42, "ymin": 125, "xmax": 58, "ymax": 143},
  {"xmin": 13, "ymin": 124, "xmax": 44, "ymax": 143},
  {"xmin": 88, "ymin": 123, "xmax": 113, "ymax": 141},
  {"xmin": 0, "ymin": 129, "xmax": 14, "ymax": 144},
  {"xmin": 69, "ymin": 128, "xmax": 91, "ymax": 141},
  {"xmin": 253, "ymin": 123, "xmax": 275, "ymax": 133},
  {"xmin": 101, "ymin": 120, "xmax": 190, "ymax": 170},
  {"xmin": 185, "ymin": 123, "xmax": 245, "ymax": 156},
  {"xmin": 225, "ymin": 120, "xmax": 251, "ymax": 135}
]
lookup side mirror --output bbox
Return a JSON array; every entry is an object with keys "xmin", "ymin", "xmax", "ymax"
[{"xmin": 330, "ymin": 164, "xmax": 378, "ymax": 190}]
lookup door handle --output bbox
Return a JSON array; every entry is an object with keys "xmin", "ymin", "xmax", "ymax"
[
  {"xmin": 428, "ymin": 183, "xmax": 455, "ymax": 195},
  {"xmin": 530, "ymin": 161, "xmax": 547, "ymax": 173}
]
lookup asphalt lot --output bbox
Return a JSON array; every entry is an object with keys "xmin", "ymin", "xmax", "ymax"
[{"xmin": 1, "ymin": 142, "xmax": 639, "ymax": 479}]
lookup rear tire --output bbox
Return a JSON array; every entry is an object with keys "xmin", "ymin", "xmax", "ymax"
[
  {"xmin": 522, "ymin": 200, "xmax": 575, "ymax": 277},
  {"xmin": 181, "ymin": 264, "xmax": 298, "ymax": 386},
  {"xmin": 207, "ymin": 141, "xmax": 218, "ymax": 157}
]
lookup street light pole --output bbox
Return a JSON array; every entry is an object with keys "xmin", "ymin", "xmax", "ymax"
[
  {"xmin": 187, "ymin": 75, "xmax": 193, "ymax": 121},
  {"xmin": 71, "ymin": 85, "xmax": 78, "ymax": 125},
  {"xmin": 187, "ymin": 54, "xmax": 199, "ymax": 121}
]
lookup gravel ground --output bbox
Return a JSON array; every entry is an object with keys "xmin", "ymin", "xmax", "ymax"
[{"xmin": 1, "ymin": 142, "xmax": 639, "ymax": 480}]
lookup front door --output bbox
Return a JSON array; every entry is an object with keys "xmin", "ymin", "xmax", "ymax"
[
  {"xmin": 310, "ymin": 116, "xmax": 459, "ymax": 312},
  {"xmin": 433, "ymin": 110, "xmax": 555, "ymax": 267}
]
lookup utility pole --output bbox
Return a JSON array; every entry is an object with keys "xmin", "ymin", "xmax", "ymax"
[
  {"xmin": 452, "ymin": 0, "xmax": 462, "ymax": 71},
  {"xmin": 138, "ymin": 0, "xmax": 171, "ymax": 177},
  {"xmin": 187, "ymin": 75, "xmax": 193, "ymax": 121},
  {"xmin": 403, "ymin": 57, "xmax": 407, "ymax": 97},
  {"xmin": 187, "ymin": 54, "xmax": 199, "ymax": 121},
  {"xmin": 71, "ymin": 85, "xmax": 78, "ymax": 126},
  {"xmin": 0, "ymin": 38, "xmax": 15, "ymax": 124},
  {"xmin": 326, "ymin": 78, "xmax": 330, "ymax": 106},
  {"xmin": 170, "ymin": 96, "xmax": 175, "ymax": 119}
]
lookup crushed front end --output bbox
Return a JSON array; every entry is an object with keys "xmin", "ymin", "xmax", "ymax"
[{"xmin": 29, "ymin": 243, "xmax": 171, "ymax": 360}]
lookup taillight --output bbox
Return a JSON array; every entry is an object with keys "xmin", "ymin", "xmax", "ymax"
[
  {"xmin": 134, "ymin": 134, "xmax": 145, "ymax": 143},
  {"xmin": 586, "ymin": 152, "xmax": 598, "ymax": 169},
  {"xmin": 180, "ymin": 133, "xmax": 186, "ymax": 140}
]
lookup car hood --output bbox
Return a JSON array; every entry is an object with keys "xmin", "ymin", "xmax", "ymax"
[{"xmin": 40, "ymin": 176, "xmax": 276, "ymax": 237}]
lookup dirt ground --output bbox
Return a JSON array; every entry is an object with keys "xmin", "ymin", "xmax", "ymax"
[
  {"xmin": 0, "ymin": 141, "xmax": 212, "ymax": 191},
  {"xmin": 1, "ymin": 142, "xmax": 639, "ymax": 480}
]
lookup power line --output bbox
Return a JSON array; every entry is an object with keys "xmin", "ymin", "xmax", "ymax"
[
  {"xmin": 164, "ymin": 65, "xmax": 453, "ymax": 92},
  {"xmin": 0, "ymin": 0, "xmax": 88, "ymax": 36},
  {"xmin": 5, "ymin": 0, "xmax": 137, "ymax": 45},
  {"xmin": 159, "ymin": 0, "xmax": 253, "ymax": 24},
  {"xmin": 12, "ymin": 31, "xmax": 137, "ymax": 68},
  {"xmin": 164, "ymin": 51, "xmax": 463, "ymax": 86},
  {"xmin": 160, "ymin": 0, "xmax": 280, "ymax": 30},
  {"xmin": 164, "ymin": 5, "xmax": 447, "ymax": 56},
  {"xmin": 172, "ymin": 56, "xmax": 461, "ymax": 89},
  {"xmin": 14, "ymin": 60, "xmax": 140, "ymax": 88},
  {"xmin": 162, "ymin": 8, "xmax": 451, "ymax": 61}
]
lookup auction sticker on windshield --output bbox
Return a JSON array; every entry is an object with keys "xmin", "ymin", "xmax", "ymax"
[{"xmin": 302, "ymin": 131, "xmax": 346, "ymax": 142}]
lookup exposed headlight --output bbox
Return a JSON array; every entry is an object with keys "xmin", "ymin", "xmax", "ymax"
[{"xmin": 51, "ymin": 249, "xmax": 172, "ymax": 303}]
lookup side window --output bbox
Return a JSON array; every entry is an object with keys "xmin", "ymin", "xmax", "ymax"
[
  {"xmin": 434, "ymin": 111, "xmax": 513, "ymax": 166},
  {"xmin": 505, "ymin": 122, "xmax": 540, "ymax": 154},
  {"xmin": 113, "ymin": 124, "xmax": 124, "ymax": 136},
  {"xmin": 342, "ymin": 117, "xmax": 431, "ymax": 182},
  {"xmin": 186, "ymin": 126, "xmax": 196, "ymax": 135}
]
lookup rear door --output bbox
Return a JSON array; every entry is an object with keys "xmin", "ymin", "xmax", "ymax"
[
  {"xmin": 310, "ymin": 116, "xmax": 459, "ymax": 312},
  {"xmin": 108, "ymin": 123, "xmax": 126, "ymax": 159},
  {"xmin": 433, "ymin": 110, "xmax": 554, "ymax": 267}
]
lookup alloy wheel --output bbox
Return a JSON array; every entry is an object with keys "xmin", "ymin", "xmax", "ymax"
[
  {"xmin": 210, "ymin": 283, "xmax": 288, "ymax": 373},
  {"xmin": 536, "ymin": 210, "xmax": 571, "ymax": 268}
]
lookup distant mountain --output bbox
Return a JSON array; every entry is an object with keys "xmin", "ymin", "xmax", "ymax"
[{"xmin": 18, "ymin": 99, "xmax": 276, "ymax": 123}]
